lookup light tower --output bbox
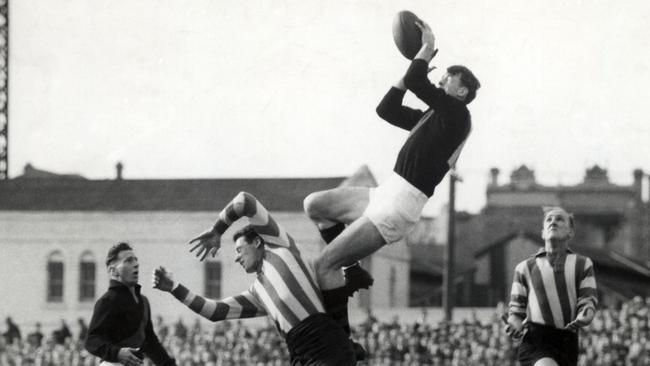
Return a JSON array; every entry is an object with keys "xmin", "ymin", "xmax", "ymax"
[{"xmin": 0, "ymin": 0, "xmax": 7, "ymax": 180}]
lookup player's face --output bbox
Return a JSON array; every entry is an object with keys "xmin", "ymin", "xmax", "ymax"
[
  {"xmin": 542, "ymin": 209, "xmax": 574, "ymax": 241},
  {"xmin": 439, "ymin": 73, "xmax": 467, "ymax": 100},
  {"xmin": 234, "ymin": 237, "xmax": 262, "ymax": 273},
  {"xmin": 113, "ymin": 250, "xmax": 139, "ymax": 286}
]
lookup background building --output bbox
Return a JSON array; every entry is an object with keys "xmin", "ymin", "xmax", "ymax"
[
  {"xmin": 0, "ymin": 163, "xmax": 410, "ymax": 330},
  {"xmin": 408, "ymin": 165, "xmax": 650, "ymax": 308}
]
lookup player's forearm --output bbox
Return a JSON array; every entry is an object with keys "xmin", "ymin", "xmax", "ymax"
[
  {"xmin": 508, "ymin": 299, "xmax": 528, "ymax": 319},
  {"xmin": 403, "ymin": 59, "xmax": 431, "ymax": 92},
  {"xmin": 84, "ymin": 334, "xmax": 120, "ymax": 362},
  {"xmin": 414, "ymin": 43, "xmax": 437, "ymax": 63},
  {"xmin": 85, "ymin": 301, "xmax": 121, "ymax": 362},
  {"xmin": 576, "ymin": 293, "xmax": 597, "ymax": 314},
  {"xmin": 577, "ymin": 267, "xmax": 598, "ymax": 312},
  {"xmin": 212, "ymin": 192, "xmax": 258, "ymax": 235},
  {"xmin": 171, "ymin": 283, "xmax": 230, "ymax": 322},
  {"xmin": 141, "ymin": 321, "xmax": 175, "ymax": 365},
  {"xmin": 376, "ymin": 87, "xmax": 406, "ymax": 120},
  {"xmin": 508, "ymin": 272, "xmax": 528, "ymax": 319}
]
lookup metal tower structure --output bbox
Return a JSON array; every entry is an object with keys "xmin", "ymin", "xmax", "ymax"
[{"xmin": 0, "ymin": 0, "xmax": 7, "ymax": 179}]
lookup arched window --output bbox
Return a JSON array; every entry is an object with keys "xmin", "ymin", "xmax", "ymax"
[
  {"xmin": 79, "ymin": 251, "xmax": 96, "ymax": 302},
  {"xmin": 47, "ymin": 251, "xmax": 64, "ymax": 303},
  {"xmin": 204, "ymin": 261, "xmax": 222, "ymax": 298}
]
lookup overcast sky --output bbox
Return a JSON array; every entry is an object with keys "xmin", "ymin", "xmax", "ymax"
[{"xmin": 8, "ymin": 0, "xmax": 650, "ymax": 214}]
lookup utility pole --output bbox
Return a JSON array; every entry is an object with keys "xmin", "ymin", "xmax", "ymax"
[
  {"xmin": 0, "ymin": 1, "xmax": 8, "ymax": 180},
  {"xmin": 443, "ymin": 170, "xmax": 460, "ymax": 321}
]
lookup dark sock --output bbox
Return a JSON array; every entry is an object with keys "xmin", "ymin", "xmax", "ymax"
[
  {"xmin": 319, "ymin": 223, "xmax": 345, "ymax": 244},
  {"xmin": 344, "ymin": 264, "xmax": 374, "ymax": 297},
  {"xmin": 321, "ymin": 286, "xmax": 351, "ymax": 336}
]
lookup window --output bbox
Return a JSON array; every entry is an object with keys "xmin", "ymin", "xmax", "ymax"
[
  {"xmin": 204, "ymin": 261, "xmax": 222, "ymax": 298},
  {"xmin": 47, "ymin": 251, "xmax": 64, "ymax": 303},
  {"xmin": 79, "ymin": 251, "xmax": 96, "ymax": 302}
]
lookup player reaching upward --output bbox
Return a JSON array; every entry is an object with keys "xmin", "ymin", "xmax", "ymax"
[
  {"xmin": 153, "ymin": 192, "xmax": 359, "ymax": 365},
  {"xmin": 302, "ymin": 19, "xmax": 480, "ymax": 293}
]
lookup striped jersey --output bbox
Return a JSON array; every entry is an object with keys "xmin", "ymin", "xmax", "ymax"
[
  {"xmin": 172, "ymin": 192, "xmax": 325, "ymax": 337},
  {"xmin": 509, "ymin": 248, "xmax": 598, "ymax": 329}
]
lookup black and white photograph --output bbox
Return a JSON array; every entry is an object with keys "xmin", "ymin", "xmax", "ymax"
[{"xmin": 1, "ymin": 1, "xmax": 649, "ymax": 365}]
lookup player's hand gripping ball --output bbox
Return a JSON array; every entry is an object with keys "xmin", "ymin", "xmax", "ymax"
[{"xmin": 392, "ymin": 10, "xmax": 423, "ymax": 60}]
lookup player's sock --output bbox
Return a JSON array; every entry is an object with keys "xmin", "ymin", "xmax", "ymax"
[
  {"xmin": 319, "ymin": 222, "xmax": 345, "ymax": 244},
  {"xmin": 321, "ymin": 287, "xmax": 368, "ymax": 361},
  {"xmin": 321, "ymin": 286, "xmax": 351, "ymax": 336},
  {"xmin": 343, "ymin": 263, "xmax": 374, "ymax": 297},
  {"xmin": 352, "ymin": 341, "xmax": 368, "ymax": 361},
  {"xmin": 319, "ymin": 223, "xmax": 374, "ymax": 296}
]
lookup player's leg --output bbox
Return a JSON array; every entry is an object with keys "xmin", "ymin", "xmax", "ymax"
[
  {"xmin": 304, "ymin": 186, "xmax": 370, "ymax": 234},
  {"xmin": 305, "ymin": 188, "xmax": 374, "ymax": 362},
  {"xmin": 304, "ymin": 187, "xmax": 373, "ymax": 291},
  {"xmin": 314, "ymin": 217, "xmax": 386, "ymax": 291}
]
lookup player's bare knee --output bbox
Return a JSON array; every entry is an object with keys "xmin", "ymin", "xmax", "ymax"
[{"xmin": 303, "ymin": 191, "xmax": 328, "ymax": 220}]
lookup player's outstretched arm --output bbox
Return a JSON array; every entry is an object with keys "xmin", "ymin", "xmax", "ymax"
[
  {"xmin": 152, "ymin": 266, "xmax": 265, "ymax": 322},
  {"xmin": 188, "ymin": 191, "xmax": 291, "ymax": 261},
  {"xmin": 376, "ymin": 85, "xmax": 424, "ymax": 131},
  {"xmin": 402, "ymin": 20, "xmax": 453, "ymax": 111}
]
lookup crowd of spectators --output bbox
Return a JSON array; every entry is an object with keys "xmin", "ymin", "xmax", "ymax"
[{"xmin": 1, "ymin": 297, "xmax": 648, "ymax": 366}]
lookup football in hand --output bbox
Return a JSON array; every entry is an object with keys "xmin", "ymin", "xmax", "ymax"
[{"xmin": 392, "ymin": 10, "xmax": 423, "ymax": 60}]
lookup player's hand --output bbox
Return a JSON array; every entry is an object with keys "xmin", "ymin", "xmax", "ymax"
[
  {"xmin": 117, "ymin": 347, "xmax": 143, "ymax": 366},
  {"xmin": 152, "ymin": 266, "xmax": 174, "ymax": 292},
  {"xmin": 188, "ymin": 228, "xmax": 221, "ymax": 261},
  {"xmin": 503, "ymin": 314, "xmax": 525, "ymax": 339},
  {"xmin": 565, "ymin": 307, "xmax": 595, "ymax": 331},
  {"xmin": 414, "ymin": 20, "xmax": 437, "ymax": 55}
]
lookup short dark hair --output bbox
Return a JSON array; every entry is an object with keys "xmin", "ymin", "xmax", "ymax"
[
  {"xmin": 447, "ymin": 65, "xmax": 480, "ymax": 104},
  {"xmin": 106, "ymin": 242, "xmax": 133, "ymax": 267},
  {"xmin": 232, "ymin": 225, "xmax": 264, "ymax": 245}
]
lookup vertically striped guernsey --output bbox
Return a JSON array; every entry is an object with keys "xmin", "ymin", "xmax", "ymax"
[
  {"xmin": 171, "ymin": 192, "xmax": 325, "ymax": 337},
  {"xmin": 509, "ymin": 249, "xmax": 598, "ymax": 329}
]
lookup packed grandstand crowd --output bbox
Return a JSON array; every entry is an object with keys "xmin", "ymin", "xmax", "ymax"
[{"xmin": 1, "ymin": 297, "xmax": 648, "ymax": 366}]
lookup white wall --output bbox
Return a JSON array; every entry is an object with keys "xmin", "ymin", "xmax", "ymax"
[{"xmin": 0, "ymin": 211, "xmax": 408, "ymax": 332}]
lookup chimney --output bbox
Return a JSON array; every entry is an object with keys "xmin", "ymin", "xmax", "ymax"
[
  {"xmin": 115, "ymin": 161, "xmax": 123, "ymax": 180},
  {"xmin": 489, "ymin": 167, "xmax": 500, "ymax": 187},
  {"xmin": 510, "ymin": 165, "xmax": 536, "ymax": 190},
  {"xmin": 633, "ymin": 168, "xmax": 643, "ymax": 202}
]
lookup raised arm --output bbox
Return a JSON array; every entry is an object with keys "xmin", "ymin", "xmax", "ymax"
[
  {"xmin": 403, "ymin": 59, "xmax": 450, "ymax": 110},
  {"xmin": 403, "ymin": 20, "xmax": 459, "ymax": 112},
  {"xmin": 153, "ymin": 267, "xmax": 266, "ymax": 322},
  {"xmin": 189, "ymin": 191, "xmax": 292, "ymax": 260},
  {"xmin": 375, "ymin": 83, "xmax": 424, "ymax": 131}
]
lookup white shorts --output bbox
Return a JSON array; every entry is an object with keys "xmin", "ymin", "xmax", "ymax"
[{"xmin": 363, "ymin": 172, "xmax": 428, "ymax": 244}]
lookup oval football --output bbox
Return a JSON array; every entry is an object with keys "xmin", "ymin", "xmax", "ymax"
[{"xmin": 392, "ymin": 10, "xmax": 422, "ymax": 60}]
